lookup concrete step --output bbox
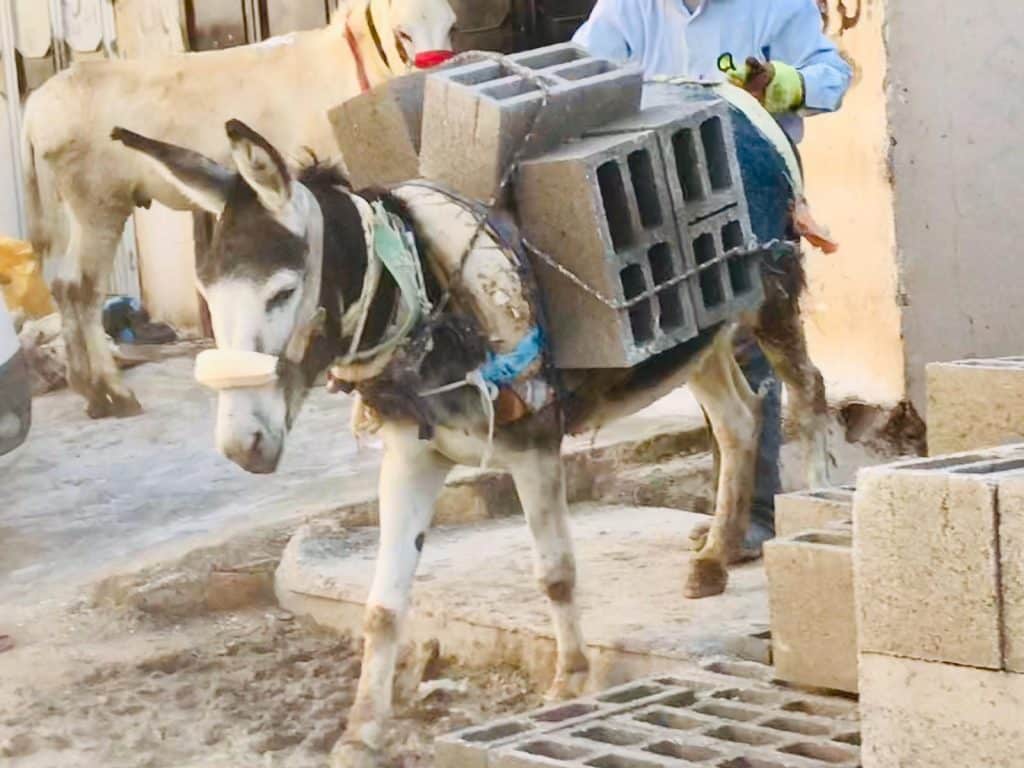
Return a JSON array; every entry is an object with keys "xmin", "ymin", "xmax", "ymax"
[
  {"xmin": 275, "ymin": 504, "xmax": 770, "ymax": 690},
  {"xmin": 344, "ymin": 387, "xmax": 711, "ymax": 527}
]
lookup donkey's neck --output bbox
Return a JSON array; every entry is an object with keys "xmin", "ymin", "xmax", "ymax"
[
  {"xmin": 335, "ymin": 0, "xmax": 410, "ymax": 85},
  {"xmin": 297, "ymin": 178, "xmax": 401, "ymax": 388}
]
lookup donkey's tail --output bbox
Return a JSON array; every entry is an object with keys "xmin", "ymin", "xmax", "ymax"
[{"xmin": 20, "ymin": 95, "xmax": 57, "ymax": 259}]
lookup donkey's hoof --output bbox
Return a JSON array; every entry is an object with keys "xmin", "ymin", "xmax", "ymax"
[
  {"xmin": 86, "ymin": 389, "xmax": 143, "ymax": 419},
  {"xmin": 330, "ymin": 741, "xmax": 380, "ymax": 768},
  {"xmin": 545, "ymin": 671, "xmax": 589, "ymax": 702},
  {"xmin": 684, "ymin": 558, "xmax": 728, "ymax": 599}
]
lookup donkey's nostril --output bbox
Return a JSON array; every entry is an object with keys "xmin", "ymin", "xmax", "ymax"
[{"xmin": 251, "ymin": 431, "xmax": 263, "ymax": 452}]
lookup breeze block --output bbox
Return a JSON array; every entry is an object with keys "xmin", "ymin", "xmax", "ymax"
[
  {"xmin": 854, "ymin": 446, "xmax": 1024, "ymax": 670},
  {"xmin": 437, "ymin": 667, "xmax": 861, "ymax": 768},
  {"xmin": 764, "ymin": 528, "xmax": 857, "ymax": 694},
  {"xmin": 419, "ymin": 43, "xmax": 643, "ymax": 203},
  {"xmin": 926, "ymin": 357, "xmax": 1024, "ymax": 456},
  {"xmin": 588, "ymin": 99, "xmax": 761, "ymax": 329},
  {"xmin": 775, "ymin": 486, "xmax": 854, "ymax": 539},
  {"xmin": 515, "ymin": 131, "xmax": 698, "ymax": 368},
  {"xmin": 329, "ymin": 71, "xmax": 427, "ymax": 189},
  {"xmin": 515, "ymin": 96, "xmax": 761, "ymax": 368}
]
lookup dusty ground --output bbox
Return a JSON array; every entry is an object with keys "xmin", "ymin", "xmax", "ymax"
[
  {"xmin": 0, "ymin": 356, "xmax": 381, "ymax": 603},
  {"xmin": 0, "ymin": 595, "xmax": 540, "ymax": 768}
]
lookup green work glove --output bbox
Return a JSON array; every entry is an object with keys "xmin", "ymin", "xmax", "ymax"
[{"xmin": 718, "ymin": 54, "xmax": 805, "ymax": 114}]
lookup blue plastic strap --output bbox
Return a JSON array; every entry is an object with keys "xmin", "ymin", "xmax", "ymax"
[{"xmin": 478, "ymin": 326, "xmax": 545, "ymax": 388}]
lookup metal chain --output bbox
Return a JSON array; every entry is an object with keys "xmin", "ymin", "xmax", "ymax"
[{"xmin": 522, "ymin": 237, "xmax": 797, "ymax": 311}]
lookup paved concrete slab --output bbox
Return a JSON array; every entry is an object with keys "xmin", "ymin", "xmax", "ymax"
[{"xmin": 276, "ymin": 504, "xmax": 770, "ymax": 689}]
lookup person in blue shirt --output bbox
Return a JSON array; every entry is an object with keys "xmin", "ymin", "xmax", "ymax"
[{"xmin": 574, "ymin": 0, "xmax": 852, "ymax": 557}]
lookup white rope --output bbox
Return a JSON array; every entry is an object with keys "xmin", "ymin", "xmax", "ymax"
[{"xmin": 420, "ymin": 371, "xmax": 499, "ymax": 469}]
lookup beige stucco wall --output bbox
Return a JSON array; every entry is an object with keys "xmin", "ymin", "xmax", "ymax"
[
  {"xmin": 887, "ymin": 0, "xmax": 1024, "ymax": 409},
  {"xmin": 799, "ymin": 0, "xmax": 905, "ymax": 407}
]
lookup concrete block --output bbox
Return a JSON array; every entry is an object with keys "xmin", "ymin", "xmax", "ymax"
[
  {"xmin": 329, "ymin": 71, "xmax": 426, "ymax": 189},
  {"xmin": 997, "ymin": 474, "xmax": 1024, "ymax": 673},
  {"xmin": 764, "ymin": 529, "xmax": 857, "ymax": 693},
  {"xmin": 681, "ymin": 206, "xmax": 762, "ymax": 329},
  {"xmin": 775, "ymin": 486, "xmax": 855, "ymax": 538},
  {"xmin": 927, "ymin": 358, "xmax": 1024, "ymax": 455},
  {"xmin": 516, "ymin": 130, "xmax": 697, "ymax": 368},
  {"xmin": 588, "ymin": 99, "xmax": 748, "ymax": 225},
  {"xmin": 436, "ymin": 680, "xmax": 678, "ymax": 768},
  {"xmin": 420, "ymin": 43, "xmax": 642, "ymax": 202},
  {"xmin": 860, "ymin": 653, "xmax": 1024, "ymax": 768},
  {"xmin": 853, "ymin": 448, "xmax": 1024, "ymax": 669},
  {"xmin": 444, "ymin": 671, "xmax": 861, "ymax": 768}
]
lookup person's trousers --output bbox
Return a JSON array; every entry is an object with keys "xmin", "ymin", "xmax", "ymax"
[{"xmin": 735, "ymin": 333, "xmax": 781, "ymax": 534}]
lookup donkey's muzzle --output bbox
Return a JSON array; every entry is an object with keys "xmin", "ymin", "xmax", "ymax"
[{"xmin": 195, "ymin": 349, "xmax": 279, "ymax": 391}]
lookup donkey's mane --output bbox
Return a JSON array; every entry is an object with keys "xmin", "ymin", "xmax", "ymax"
[{"xmin": 297, "ymin": 158, "xmax": 351, "ymax": 192}]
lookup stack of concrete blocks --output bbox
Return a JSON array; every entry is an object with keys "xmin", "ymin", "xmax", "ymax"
[
  {"xmin": 329, "ymin": 43, "xmax": 762, "ymax": 370},
  {"xmin": 926, "ymin": 357, "xmax": 1024, "ymax": 456},
  {"xmin": 437, "ymin": 667, "xmax": 861, "ymax": 768},
  {"xmin": 853, "ymin": 446, "xmax": 1024, "ymax": 767},
  {"xmin": 516, "ymin": 99, "xmax": 760, "ymax": 367},
  {"xmin": 764, "ymin": 487, "xmax": 857, "ymax": 694}
]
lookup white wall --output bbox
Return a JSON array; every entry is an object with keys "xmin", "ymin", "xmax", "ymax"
[
  {"xmin": 887, "ymin": 0, "xmax": 1024, "ymax": 409},
  {"xmin": 0, "ymin": 92, "xmax": 22, "ymax": 238}
]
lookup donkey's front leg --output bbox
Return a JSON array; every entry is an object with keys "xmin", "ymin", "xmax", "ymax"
[
  {"xmin": 334, "ymin": 424, "xmax": 452, "ymax": 767},
  {"xmin": 509, "ymin": 445, "xmax": 590, "ymax": 699}
]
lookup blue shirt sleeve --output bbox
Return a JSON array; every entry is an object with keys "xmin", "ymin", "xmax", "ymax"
[
  {"xmin": 771, "ymin": 0, "xmax": 853, "ymax": 113},
  {"xmin": 571, "ymin": 0, "xmax": 640, "ymax": 63}
]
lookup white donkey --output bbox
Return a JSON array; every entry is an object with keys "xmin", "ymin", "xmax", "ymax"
[
  {"xmin": 20, "ymin": 0, "xmax": 456, "ymax": 418},
  {"xmin": 114, "ymin": 110, "xmax": 829, "ymax": 766}
]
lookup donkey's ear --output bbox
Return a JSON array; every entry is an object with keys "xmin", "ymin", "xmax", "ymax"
[
  {"xmin": 225, "ymin": 120, "xmax": 292, "ymax": 213},
  {"xmin": 112, "ymin": 127, "xmax": 233, "ymax": 215}
]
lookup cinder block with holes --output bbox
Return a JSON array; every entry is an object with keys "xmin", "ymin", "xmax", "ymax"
[
  {"xmin": 440, "ymin": 667, "xmax": 861, "ymax": 768},
  {"xmin": 681, "ymin": 207, "xmax": 761, "ymax": 329},
  {"xmin": 420, "ymin": 43, "xmax": 642, "ymax": 202},
  {"xmin": 515, "ymin": 130, "xmax": 698, "ymax": 368},
  {"xmin": 926, "ymin": 358, "xmax": 1024, "ymax": 456},
  {"xmin": 860, "ymin": 653, "xmax": 1024, "ymax": 768},
  {"xmin": 587, "ymin": 100, "xmax": 747, "ymax": 225},
  {"xmin": 436, "ymin": 679, "xmax": 694, "ymax": 768},
  {"xmin": 775, "ymin": 486, "xmax": 854, "ymax": 539},
  {"xmin": 854, "ymin": 446, "xmax": 1024, "ymax": 669},
  {"xmin": 764, "ymin": 528, "xmax": 857, "ymax": 693},
  {"xmin": 329, "ymin": 71, "xmax": 426, "ymax": 189}
]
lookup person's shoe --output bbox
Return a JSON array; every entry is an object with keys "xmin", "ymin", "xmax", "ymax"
[
  {"xmin": 737, "ymin": 517, "xmax": 775, "ymax": 563},
  {"xmin": 688, "ymin": 517, "xmax": 775, "ymax": 564}
]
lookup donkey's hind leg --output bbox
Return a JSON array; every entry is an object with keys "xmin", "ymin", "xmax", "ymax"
[
  {"xmin": 685, "ymin": 331, "xmax": 763, "ymax": 598},
  {"xmin": 509, "ymin": 440, "xmax": 590, "ymax": 699},
  {"xmin": 336, "ymin": 423, "xmax": 452, "ymax": 768},
  {"xmin": 51, "ymin": 203, "xmax": 141, "ymax": 419},
  {"xmin": 753, "ymin": 259, "xmax": 830, "ymax": 489}
]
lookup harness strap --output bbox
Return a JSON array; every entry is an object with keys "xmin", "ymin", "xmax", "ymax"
[{"xmin": 345, "ymin": 22, "xmax": 372, "ymax": 93}]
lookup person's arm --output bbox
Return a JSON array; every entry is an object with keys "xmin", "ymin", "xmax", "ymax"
[
  {"xmin": 771, "ymin": 0, "xmax": 853, "ymax": 113},
  {"xmin": 571, "ymin": 0, "xmax": 642, "ymax": 64}
]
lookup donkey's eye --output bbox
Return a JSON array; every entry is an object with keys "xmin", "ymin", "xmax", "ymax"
[{"xmin": 266, "ymin": 287, "xmax": 296, "ymax": 311}]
